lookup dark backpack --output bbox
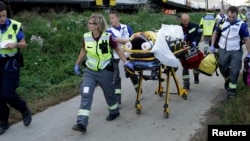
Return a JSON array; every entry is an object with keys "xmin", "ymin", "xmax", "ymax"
[{"xmin": 243, "ymin": 58, "xmax": 250, "ymax": 86}]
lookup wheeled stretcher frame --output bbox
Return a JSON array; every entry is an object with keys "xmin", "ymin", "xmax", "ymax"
[{"xmin": 123, "ymin": 43, "xmax": 190, "ymax": 118}]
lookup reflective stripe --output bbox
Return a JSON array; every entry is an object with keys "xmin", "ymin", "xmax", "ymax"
[
  {"xmin": 77, "ymin": 109, "xmax": 90, "ymax": 116},
  {"xmin": 85, "ymin": 36, "xmax": 95, "ymax": 42},
  {"xmin": 134, "ymin": 84, "xmax": 138, "ymax": 88},
  {"xmin": 0, "ymin": 52, "xmax": 16, "ymax": 57},
  {"xmin": 229, "ymin": 82, "xmax": 237, "ymax": 89},
  {"xmin": 182, "ymin": 75, "xmax": 190, "ymax": 79},
  {"xmin": 115, "ymin": 89, "xmax": 121, "ymax": 94},
  {"xmin": 189, "ymin": 27, "xmax": 196, "ymax": 34},
  {"xmin": 193, "ymin": 69, "xmax": 199, "ymax": 73},
  {"xmin": 109, "ymin": 102, "xmax": 118, "ymax": 110}
]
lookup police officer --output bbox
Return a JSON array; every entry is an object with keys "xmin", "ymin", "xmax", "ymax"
[
  {"xmin": 73, "ymin": 13, "xmax": 133, "ymax": 133},
  {"xmin": 199, "ymin": 13, "xmax": 216, "ymax": 47},
  {"xmin": 180, "ymin": 13, "xmax": 202, "ymax": 90},
  {"xmin": 0, "ymin": 1, "xmax": 32, "ymax": 135},
  {"xmin": 210, "ymin": 6, "xmax": 250, "ymax": 97},
  {"xmin": 107, "ymin": 10, "xmax": 139, "ymax": 105}
]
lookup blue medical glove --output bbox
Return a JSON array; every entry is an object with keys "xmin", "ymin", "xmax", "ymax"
[
  {"xmin": 74, "ymin": 64, "xmax": 80, "ymax": 75},
  {"xmin": 191, "ymin": 42, "xmax": 196, "ymax": 48},
  {"xmin": 184, "ymin": 34, "xmax": 187, "ymax": 40},
  {"xmin": 210, "ymin": 45, "xmax": 215, "ymax": 53},
  {"xmin": 124, "ymin": 61, "xmax": 134, "ymax": 70},
  {"xmin": 246, "ymin": 53, "xmax": 250, "ymax": 58}
]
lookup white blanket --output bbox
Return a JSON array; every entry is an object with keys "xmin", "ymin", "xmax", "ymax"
[{"xmin": 151, "ymin": 24, "xmax": 184, "ymax": 68}]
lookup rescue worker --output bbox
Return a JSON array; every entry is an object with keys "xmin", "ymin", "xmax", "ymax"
[
  {"xmin": 180, "ymin": 13, "xmax": 202, "ymax": 90},
  {"xmin": 215, "ymin": 9, "xmax": 227, "ymax": 23},
  {"xmin": 0, "ymin": 1, "xmax": 32, "ymax": 135},
  {"xmin": 199, "ymin": 13, "xmax": 216, "ymax": 47},
  {"xmin": 238, "ymin": 8, "xmax": 247, "ymax": 23},
  {"xmin": 107, "ymin": 10, "xmax": 139, "ymax": 105},
  {"xmin": 210, "ymin": 6, "xmax": 250, "ymax": 97},
  {"xmin": 73, "ymin": 13, "xmax": 133, "ymax": 133}
]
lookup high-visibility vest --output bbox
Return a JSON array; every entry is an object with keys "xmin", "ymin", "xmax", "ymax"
[
  {"xmin": 0, "ymin": 19, "xmax": 21, "ymax": 57},
  {"xmin": 200, "ymin": 14, "xmax": 215, "ymax": 36},
  {"xmin": 238, "ymin": 13, "xmax": 247, "ymax": 21},
  {"xmin": 84, "ymin": 32, "xmax": 112, "ymax": 71}
]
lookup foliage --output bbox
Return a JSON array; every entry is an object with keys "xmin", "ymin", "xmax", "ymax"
[{"xmin": 215, "ymin": 79, "xmax": 250, "ymax": 124}]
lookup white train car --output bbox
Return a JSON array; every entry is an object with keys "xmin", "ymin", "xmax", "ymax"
[
  {"xmin": 189, "ymin": 0, "xmax": 199, "ymax": 9},
  {"xmin": 165, "ymin": 0, "xmax": 202, "ymax": 10},
  {"xmin": 193, "ymin": 0, "xmax": 222, "ymax": 10},
  {"xmin": 167, "ymin": 0, "xmax": 187, "ymax": 8},
  {"xmin": 3, "ymin": 0, "xmax": 149, "ymax": 9},
  {"xmin": 197, "ymin": 2, "xmax": 205, "ymax": 10},
  {"xmin": 114, "ymin": 0, "xmax": 148, "ymax": 9}
]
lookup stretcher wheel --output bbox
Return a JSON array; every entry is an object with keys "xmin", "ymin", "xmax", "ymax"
[
  {"xmin": 136, "ymin": 108, "xmax": 141, "ymax": 114},
  {"xmin": 135, "ymin": 104, "xmax": 142, "ymax": 114},
  {"xmin": 159, "ymin": 93, "xmax": 163, "ymax": 97},
  {"xmin": 164, "ymin": 112, "xmax": 169, "ymax": 118},
  {"xmin": 163, "ymin": 108, "xmax": 170, "ymax": 118},
  {"xmin": 154, "ymin": 86, "xmax": 164, "ymax": 97},
  {"xmin": 182, "ymin": 94, "xmax": 187, "ymax": 100}
]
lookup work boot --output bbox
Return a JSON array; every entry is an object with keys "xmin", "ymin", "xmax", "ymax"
[
  {"xmin": 106, "ymin": 112, "xmax": 120, "ymax": 121},
  {"xmin": 227, "ymin": 88, "xmax": 236, "ymax": 98},
  {"xmin": 0, "ymin": 122, "xmax": 9, "ymax": 135},
  {"xmin": 194, "ymin": 75, "xmax": 199, "ymax": 84},
  {"xmin": 72, "ymin": 123, "xmax": 87, "ymax": 133},
  {"xmin": 224, "ymin": 79, "xmax": 229, "ymax": 90},
  {"xmin": 22, "ymin": 109, "xmax": 32, "ymax": 126}
]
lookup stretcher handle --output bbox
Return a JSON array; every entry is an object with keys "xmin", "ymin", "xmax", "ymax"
[{"xmin": 173, "ymin": 45, "xmax": 190, "ymax": 55}]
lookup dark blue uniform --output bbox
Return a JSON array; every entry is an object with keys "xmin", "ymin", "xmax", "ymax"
[
  {"xmin": 180, "ymin": 21, "xmax": 202, "ymax": 89},
  {"xmin": 0, "ymin": 18, "xmax": 31, "ymax": 134}
]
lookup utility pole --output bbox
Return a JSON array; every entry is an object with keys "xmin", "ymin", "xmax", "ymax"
[
  {"xmin": 222, "ymin": 0, "xmax": 224, "ymax": 10},
  {"xmin": 205, "ymin": 0, "xmax": 208, "ymax": 10}
]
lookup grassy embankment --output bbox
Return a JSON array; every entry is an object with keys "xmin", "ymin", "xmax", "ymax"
[{"xmin": 9, "ymin": 9, "xmax": 250, "ymax": 130}]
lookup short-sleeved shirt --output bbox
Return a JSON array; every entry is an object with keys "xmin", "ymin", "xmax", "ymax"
[{"xmin": 107, "ymin": 24, "xmax": 133, "ymax": 39}]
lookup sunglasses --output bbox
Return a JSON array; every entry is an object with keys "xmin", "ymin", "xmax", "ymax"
[{"xmin": 88, "ymin": 22, "xmax": 96, "ymax": 25}]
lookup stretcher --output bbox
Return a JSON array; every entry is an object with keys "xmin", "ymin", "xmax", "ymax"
[{"xmin": 123, "ymin": 39, "xmax": 190, "ymax": 118}]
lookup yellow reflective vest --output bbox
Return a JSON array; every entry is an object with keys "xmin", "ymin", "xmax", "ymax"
[
  {"xmin": 238, "ymin": 13, "xmax": 247, "ymax": 22},
  {"xmin": 0, "ymin": 19, "xmax": 21, "ymax": 57},
  {"xmin": 199, "ymin": 13, "xmax": 215, "ymax": 36},
  {"xmin": 84, "ymin": 32, "xmax": 112, "ymax": 71}
]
